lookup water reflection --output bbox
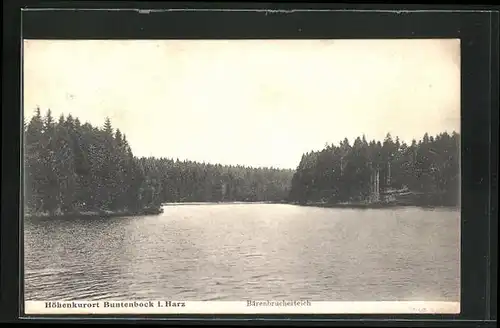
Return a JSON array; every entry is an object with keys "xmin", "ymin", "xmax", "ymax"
[{"xmin": 24, "ymin": 204, "xmax": 460, "ymax": 301}]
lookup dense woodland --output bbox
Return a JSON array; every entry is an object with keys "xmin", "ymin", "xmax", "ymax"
[
  {"xmin": 23, "ymin": 109, "xmax": 294, "ymax": 216},
  {"xmin": 24, "ymin": 108, "xmax": 459, "ymax": 216},
  {"xmin": 137, "ymin": 157, "xmax": 293, "ymax": 204},
  {"xmin": 288, "ymin": 132, "xmax": 460, "ymax": 206}
]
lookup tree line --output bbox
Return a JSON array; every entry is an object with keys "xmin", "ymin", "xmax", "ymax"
[
  {"xmin": 288, "ymin": 132, "xmax": 460, "ymax": 206},
  {"xmin": 137, "ymin": 157, "xmax": 294, "ymax": 204},
  {"xmin": 23, "ymin": 108, "xmax": 294, "ymax": 216},
  {"xmin": 24, "ymin": 108, "xmax": 459, "ymax": 216}
]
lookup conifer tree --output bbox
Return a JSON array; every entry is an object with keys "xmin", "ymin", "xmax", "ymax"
[{"xmin": 288, "ymin": 131, "xmax": 460, "ymax": 206}]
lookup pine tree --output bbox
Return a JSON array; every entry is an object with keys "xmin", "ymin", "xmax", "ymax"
[
  {"xmin": 287, "ymin": 131, "xmax": 460, "ymax": 207},
  {"xmin": 24, "ymin": 108, "xmax": 44, "ymax": 213}
]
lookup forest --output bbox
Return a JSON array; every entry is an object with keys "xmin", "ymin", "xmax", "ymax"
[
  {"xmin": 23, "ymin": 108, "xmax": 460, "ymax": 217},
  {"xmin": 23, "ymin": 108, "xmax": 294, "ymax": 217},
  {"xmin": 288, "ymin": 132, "xmax": 460, "ymax": 207}
]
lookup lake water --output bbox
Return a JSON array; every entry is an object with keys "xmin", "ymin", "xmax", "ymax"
[{"xmin": 24, "ymin": 204, "xmax": 460, "ymax": 301}]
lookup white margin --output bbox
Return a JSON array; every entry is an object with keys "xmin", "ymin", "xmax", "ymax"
[{"xmin": 25, "ymin": 300, "xmax": 460, "ymax": 315}]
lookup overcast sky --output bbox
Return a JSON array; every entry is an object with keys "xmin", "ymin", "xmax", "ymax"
[{"xmin": 23, "ymin": 39, "xmax": 460, "ymax": 169}]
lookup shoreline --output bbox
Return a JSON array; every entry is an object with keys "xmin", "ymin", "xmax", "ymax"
[
  {"xmin": 24, "ymin": 200, "xmax": 459, "ymax": 219},
  {"xmin": 290, "ymin": 201, "xmax": 459, "ymax": 210},
  {"xmin": 162, "ymin": 201, "xmax": 287, "ymax": 206},
  {"xmin": 163, "ymin": 200, "xmax": 458, "ymax": 210},
  {"xmin": 24, "ymin": 207, "xmax": 164, "ymax": 220}
]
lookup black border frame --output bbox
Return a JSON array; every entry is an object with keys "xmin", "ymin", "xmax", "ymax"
[{"xmin": 2, "ymin": 1, "xmax": 498, "ymax": 326}]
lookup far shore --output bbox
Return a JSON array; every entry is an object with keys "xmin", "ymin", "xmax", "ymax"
[
  {"xmin": 162, "ymin": 201, "xmax": 287, "ymax": 206},
  {"xmin": 289, "ymin": 201, "xmax": 459, "ymax": 210},
  {"xmin": 163, "ymin": 200, "xmax": 458, "ymax": 210},
  {"xmin": 24, "ymin": 200, "xmax": 459, "ymax": 219}
]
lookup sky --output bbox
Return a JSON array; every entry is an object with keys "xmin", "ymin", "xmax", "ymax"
[{"xmin": 23, "ymin": 39, "xmax": 460, "ymax": 169}]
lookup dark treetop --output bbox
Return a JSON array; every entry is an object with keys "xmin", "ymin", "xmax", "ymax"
[
  {"xmin": 288, "ymin": 132, "xmax": 460, "ymax": 207},
  {"xmin": 23, "ymin": 108, "xmax": 294, "ymax": 217},
  {"xmin": 23, "ymin": 108, "xmax": 459, "ymax": 217}
]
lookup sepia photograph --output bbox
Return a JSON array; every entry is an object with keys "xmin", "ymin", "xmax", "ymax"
[{"xmin": 22, "ymin": 39, "xmax": 461, "ymax": 314}]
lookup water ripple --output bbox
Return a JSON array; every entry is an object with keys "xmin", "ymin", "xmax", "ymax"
[{"xmin": 24, "ymin": 204, "xmax": 460, "ymax": 301}]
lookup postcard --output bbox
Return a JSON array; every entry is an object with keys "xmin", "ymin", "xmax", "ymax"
[{"xmin": 22, "ymin": 39, "xmax": 461, "ymax": 315}]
